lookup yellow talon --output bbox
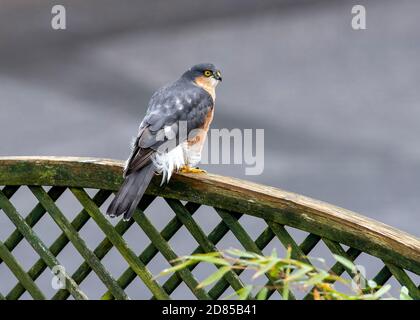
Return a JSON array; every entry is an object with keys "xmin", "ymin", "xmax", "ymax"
[{"xmin": 179, "ymin": 166, "xmax": 206, "ymax": 174}]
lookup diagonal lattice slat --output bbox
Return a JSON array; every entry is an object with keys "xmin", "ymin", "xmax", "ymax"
[
  {"xmin": 165, "ymin": 199, "xmax": 246, "ymax": 295},
  {"xmin": 0, "ymin": 239, "xmax": 45, "ymax": 299},
  {"xmin": 8, "ymin": 189, "xmax": 111, "ymax": 300},
  {"xmin": 101, "ymin": 201, "xmax": 201, "ymax": 300},
  {"xmin": 0, "ymin": 189, "xmax": 87, "ymax": 300},
  {"xmin": 208, "ymin": 223, "xmax": 274, "ymax": 299},
  {"xmin": 53, "ymin": 195, "xmax": 155, "ymax": 300},
  {"xmin": 0, "ymin": 157, "xmax": 419, "ymax": 300},
  {"xmin": 132, "ymin": 207, "xmax": 211, "ymax": 300},
  {"xmin": 372, "ymin": 266, "xmax": 392, "ymax": 287},
  {"xmin": 303, "ymin": 240, "xmax": 363, "ymax": 300},
  {"xmin": 154, "ymin": 209, "xmax": 244, "ymax": 300},
  {"xmin": 1, "ymin": 184, "xmax": 419, "ymax": 300},
  {"xmin": 30, "ymin": 186, "xmax": 128, "ymax": 300},
  {"xmin": 215, "ymin": 208, "xmax": 293, "ymax": 299},
  {"xmin": 0, "ymin": 186, "xmax": 65, "ymax": 267},
  {"xmin": 70, "ymin": 187, "xmax": 169, "ymax": 299},
  {"xmin": 385, "ymin": 263, "xmax": 420, "ymax": 299}
]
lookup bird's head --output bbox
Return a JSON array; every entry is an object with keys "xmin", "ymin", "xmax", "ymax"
[{"xmin": 182, "ymin": 63, "xmax": 222, "ymax": 89}]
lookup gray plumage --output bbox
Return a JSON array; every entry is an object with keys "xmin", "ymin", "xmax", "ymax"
[{"xmin": 107, "ymin": 63, "xmax": 220, "ymax": 220}]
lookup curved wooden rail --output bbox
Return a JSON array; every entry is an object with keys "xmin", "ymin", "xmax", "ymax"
[{"xmin": 1, "ymin": 156, "xmax": 419, "ymax": 278}]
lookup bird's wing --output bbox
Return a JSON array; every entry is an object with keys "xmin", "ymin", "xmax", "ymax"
[{"xmin": 124, "ymin": 82, "xmax": 213, "ymax": 176}]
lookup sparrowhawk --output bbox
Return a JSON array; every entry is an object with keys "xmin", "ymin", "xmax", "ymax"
[{"xmin": 107, "ymin": 63, "xmax": 222, "ymax": 220}]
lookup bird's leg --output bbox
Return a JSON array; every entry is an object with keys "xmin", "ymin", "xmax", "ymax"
[{"xmin": 179, "ymin": 165, "xmax": 206, "ymax": 174}]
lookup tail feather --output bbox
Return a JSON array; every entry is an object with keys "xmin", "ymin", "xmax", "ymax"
[{"xmin": 107, "ymin": 163, "xmax": 155, "ymax": 220}]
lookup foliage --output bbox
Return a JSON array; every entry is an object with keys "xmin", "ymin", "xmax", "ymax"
[{"xmin": 158, "ymin": 247, "xmax": 413, "ymax": 300}]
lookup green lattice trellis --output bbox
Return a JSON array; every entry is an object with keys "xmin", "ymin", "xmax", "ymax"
[{"xmin": 0, "ymin": 157, "xmax": 419, "ymax": 300}]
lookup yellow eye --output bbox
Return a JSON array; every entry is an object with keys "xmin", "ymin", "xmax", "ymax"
[{"xmin": 203, "ymin": 70, "xmax": 212, "ymax": 77}]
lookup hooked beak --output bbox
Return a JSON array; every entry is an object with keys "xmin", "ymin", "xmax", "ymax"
[{"xmin": 213, "ymin": 70, "xmax": 222, "ymax": 82}]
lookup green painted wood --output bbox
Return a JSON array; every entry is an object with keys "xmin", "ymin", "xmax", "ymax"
[
  {"xmin": 132, "ymin": 208, "xmax": 211, "ymax": 300},
  {"xmin": 7, "ymin": 189, "xmax": 111, "ymax": 300},
  {"xmin": 101, "ymin": 202, "xmax": 201, "ymax": 300},
  {"xmin": 0, "ymin": 239, "xmax": 45, "ymax": 300},
  {"xmin": 0, "ymin": 189, "xmax": 88, "ymax": 300},
  {"xmin": 0, "ymin": 157, "xmax": 123, "ymax": 191},
  {"xmin": 303, "ymin": 245, "xmax": 362, "ymax": 300},
  {"xmin": 385, "ymin": 262, "xmax": 420, "ymax": 299},
  {"xmin": 53, "ymin": 218, "xmax": 134, "ymax": 300},
  {"xmin": 0, "ymin": 186, "xmax": 65, "ymax": 267},
  {"xmin": 0, "ymin": 157, "xmax": 419, "ymax": 300},
  {"xmin": 69, "ymin": 187, "xmax": 170, "ymax": 300},
  {"xmin": 30, "ymin": 186, "xmax": 128, "ymax": 300},
  {"xmin": 151, "ymin": 208, "xmax": 242, "ymax": 300},
  {"xmin": 215, "ymin": 208, "xmax": 294, "ymax": 300},
  {"xmin": 372, "ymin": 266, "xmax": 392, "ymax": 286},
  {"xmin": 1, "ymin": 157, "xmax": 419, "ymax": 276},
  {"xmin": 1, "ymin": 157, "xmax": 418, "ymax": 276},
  {"xmin": 299, "ymin": 233, "xmax": 321, "ymax": 254},
  {"xmin": 1, "ymin": 185, "xmax": 19, "ymax": 199},
  {"xmin": 267, "ymin": 221, "xmax": 312, "ymax": 265},
  {"xmin": 165, "ymin": 199, "xmax": 246, "ymax": 295},
  {"xmin": 328, "ymin": 247, "xmax": 361, "ymax": 279},
  {"xmin": 54, "ymin": 195, "xmax": 154, "ymax": 300},
  {"xmin": 262, "ymin": 232, "xmax": 325, "ymax": 300},
  {"xmin": 208, "ymin": 224, "xmax": 274, "ymax": 300},
  {"xmin": 322, "ymin": 239, "xmax": 362, "ymax": 278}
]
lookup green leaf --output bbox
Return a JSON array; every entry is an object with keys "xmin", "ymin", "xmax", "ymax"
[
  {"xmin": 225, "ymin": 249, "xmax": 260, "ymax": 259},
  {"xmin": 185, "ymin": 255, "xmax": 230, "ymax": 266},
  {"xmin": 399, "ymin": 286, "xmax": 413, "ymax": 300},
  {"xmin": 367, "ymin": 280, "xmax": 377, "ymax": 289},
  {"xmin": 282, "ymin": 259, "xmax": 292, "ymax": 300},
  {"xmin": 256, "ymin": 287, "xmax": 268, "ymax": 300},
  {"xmin": 325, "ymin": 274, "xmax": 349, "ymax": 285},
  {"xmin": 313, "ymin": 257, "xmax": 326, "ymax": 264},
  {"xmin": 271, "ymin": 248, "xmax": 278, "ymax": 258},
  {"xmin": 285, "ymin": 265, "xmax": 313, "ymax": 283},
  {"xmin": 333, "ymin": 255, "xmax": 356, "ymax": 273},
  {"xmin": 197, "ymin": 266, "xmax": 231, "ymax": 288},
  {"xmin": 285, "ymin": 246, "xmax": 292, "ymax": 260},
  {"xmin": 237, "ymin": 285, "xmax": 253, "ymax": 300},
  {"xmin": 305, "ymin": 270, "xmax": 329, "ymax": 286},
  {"xmin": 253, "ymin": 258, "xmax": 280, "ymax": 279},
  {"xmin": 170, "ymin": 252, "xmax": 221, "ymax": 264},
  {"xmin": 158, "ymin": 260, "xmax": 195, "ymax": 276},
  {"xmin": 373, "ymin": 284, "xmax": 391, "ymax": 299}
]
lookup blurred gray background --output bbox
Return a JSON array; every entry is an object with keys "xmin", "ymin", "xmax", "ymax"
[{"xmin": 0, "ymin": 0, "xmax": 419, "ymax": 299}]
